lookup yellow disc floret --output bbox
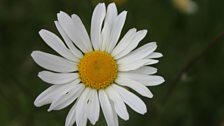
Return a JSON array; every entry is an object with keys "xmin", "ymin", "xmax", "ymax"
[{"xmin": 78, "ymin": 51, "xmax": 118, "ymax": 89}]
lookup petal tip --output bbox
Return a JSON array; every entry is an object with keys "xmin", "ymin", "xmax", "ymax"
[
  {"xmin": 47, "ymin": 107, "xmax": 53, "ymax": 112},
  {"xmin": 38, "ymin": 29, "xmax": 46, "ymax": 35},
  {"xmin": 150, "ymin": 41, "xmax": 157, "ymax": 45},
  {"xmin": 34, "ymin": 99, "xmax": 41, "ymax": 107},
  {"xmin": 139, "ymin": 29, "xmax": 148, "ymax": 35},
  {"xmin": 31, "ymin": 51, "xmax": 38, "ymax": 58},
  {"xmin": 59, "ymin": 11, "xmax": 65, "ymax": 14},
  {"xmin": 109, "ymin": 2, "xmax": 116, "ymax": 5},
  {"xmin": 37, "ymin": 71, "xmax": 44, "ymax": 78},
  {"xmin": 161, "ymin": 77, "xmax": 165, "ymax": 83}
]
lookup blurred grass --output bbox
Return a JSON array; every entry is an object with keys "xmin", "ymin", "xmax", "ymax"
[{"xmin": 0, "ymin": 0, "xmax": 224, "ymax": 126}]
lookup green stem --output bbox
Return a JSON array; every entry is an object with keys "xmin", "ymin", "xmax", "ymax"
[{"xmin": 162, "ymin": 32, "xmax": 224, "ymax": 104}]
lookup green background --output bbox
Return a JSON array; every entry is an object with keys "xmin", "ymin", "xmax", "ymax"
[{"xmin": 0, "ymin": 0, "xmax": 224, "ymax": 126}]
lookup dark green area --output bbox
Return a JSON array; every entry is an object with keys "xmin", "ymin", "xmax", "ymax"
[{"xmin": 0, "ymin": 0, "xmax": 224, "ymax": 126}]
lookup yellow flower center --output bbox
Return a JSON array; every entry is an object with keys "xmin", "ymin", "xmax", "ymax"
[{"xmin": 78, "ymin": 51, "xmax": 118, "ymax": 89}]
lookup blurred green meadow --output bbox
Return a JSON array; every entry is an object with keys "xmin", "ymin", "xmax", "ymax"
[{"xmin": 0, "ymin": 0, "xmax": 224, "ymax": 126}]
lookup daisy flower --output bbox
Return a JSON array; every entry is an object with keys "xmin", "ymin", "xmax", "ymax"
[{"xmin": 31, "ymin": 2, "xmax": 164, "ymax": 126}]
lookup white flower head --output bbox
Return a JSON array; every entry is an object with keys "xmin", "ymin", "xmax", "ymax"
[{"xmin": 31, "ymin": 3, "xmax": 165, "ymax": 126}]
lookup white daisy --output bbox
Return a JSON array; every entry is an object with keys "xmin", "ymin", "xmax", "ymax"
[{"xmin": 31, "ymin": 2, "xmax": 164, "ymax": 126}]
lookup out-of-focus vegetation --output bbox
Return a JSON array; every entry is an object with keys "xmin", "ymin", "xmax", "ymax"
[{"xmin": 0, "ymin": 0, "xmax": 224, "ymax": 126}]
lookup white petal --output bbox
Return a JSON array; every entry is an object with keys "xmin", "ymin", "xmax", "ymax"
[
  {"xmin": 99, "ymin": 90, "xmax": 116, "ymax": 126},
  {"xmin": 76, "ymin": 88, "xmax": 91, "ymax": 126},
  {"xmin": 57, "ymin": 11, "xmax": 88, "ymax": 52},
  {"xmin": 114, "ymin": 30, "xmax": 147, "ymax": 59},
  {"xmin": 117, "ymin": 42, "xmax": 157, "ymax": 64},
  {"xmin": 39, "ymin": 29, "xmax": 77, "ymax": 61},
  {"xmin": 107, "ymin": 11, "xmax": 127, "ymax": 53},
  {"xmin": 54, "ymin": 21, "xmax": 83, "ymax": 59},
  {"xmin": 48, "ymin": 82, "xmax": 84, "ymax": 111},
  {"xmin": 91, "ymin": 3, "xmax": 106, "ymax": 50},
  {"xmin": 71, "ymin": 14, "xmax": 93, "ymax": 51},
  {"xmin": 31, "ymin": 51, "xmax": 77, "ymax": 72},
  {"xmin": 118, "ymin": 72, "xmax": 164, "ymax": 86},
  {"xmin": 140, "ymin": 75, "xmax": 165, "ymax": 86},
  {"xmin": 116, "ymin": 77, "xmax": 153, "ymax": 98},
  {"xmin": 101, "ymin": 3, "xmax": 118, "ymax": 51},
  {"xmin": 111, "ymin": 28, "xmax": 137, "ymax": 57},
  {"xmin": 147, "ymin": 52, "xmax": 163, "ymax": 59},
  {"xmin": 112, "ymin": 84, "xmax": 147, "ymax": 114},
  {"xmin": 130, "ymin": 66, "xmax": 158, "ymax": 74},
  {"xmin": 118, "ymin": 59, "xmax": 151, "ymax": 71},
  {"xmin": 118, "ymin": 72, "xmax": 152, "ymax": 81},
  {"xmin": 38, "ymin": 71, "xmax": 79, "ymax": 84},
  {"xmin": 65, "ymin": 103, "xmax": 77, "ymax": 126},
  {"xmin": 34, "ymin": 86, "xmax": 59, "ymax": 107},
  {"xmin": 106, "ymin": 86, "xmax": 129, "ymax": 120},
  {"xmin": 119, "ymin": 72, "xmax": 165, "ymax": 86},
  {"xmin": 136, "ymin": 76, "xmax": 165, "ymax": 86},
  {"xmin": 87, "ymin": 90, "xmax": 100, "ymax": 125},
  {"xmin": 144, "ymin": 59, "xmax": 159, "ymax": 65},
  {"xmin": 111, "ymin": 102, "xmax": 119, "ymax": 126},
  {"xmin": 34, "ymin": 82, "xmax": 75, "ymax": 107}
]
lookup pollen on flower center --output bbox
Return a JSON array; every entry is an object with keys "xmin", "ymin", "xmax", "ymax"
[{"xmin": 78, "ymin": 51, "xmax": 118, "ymax": 89}]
